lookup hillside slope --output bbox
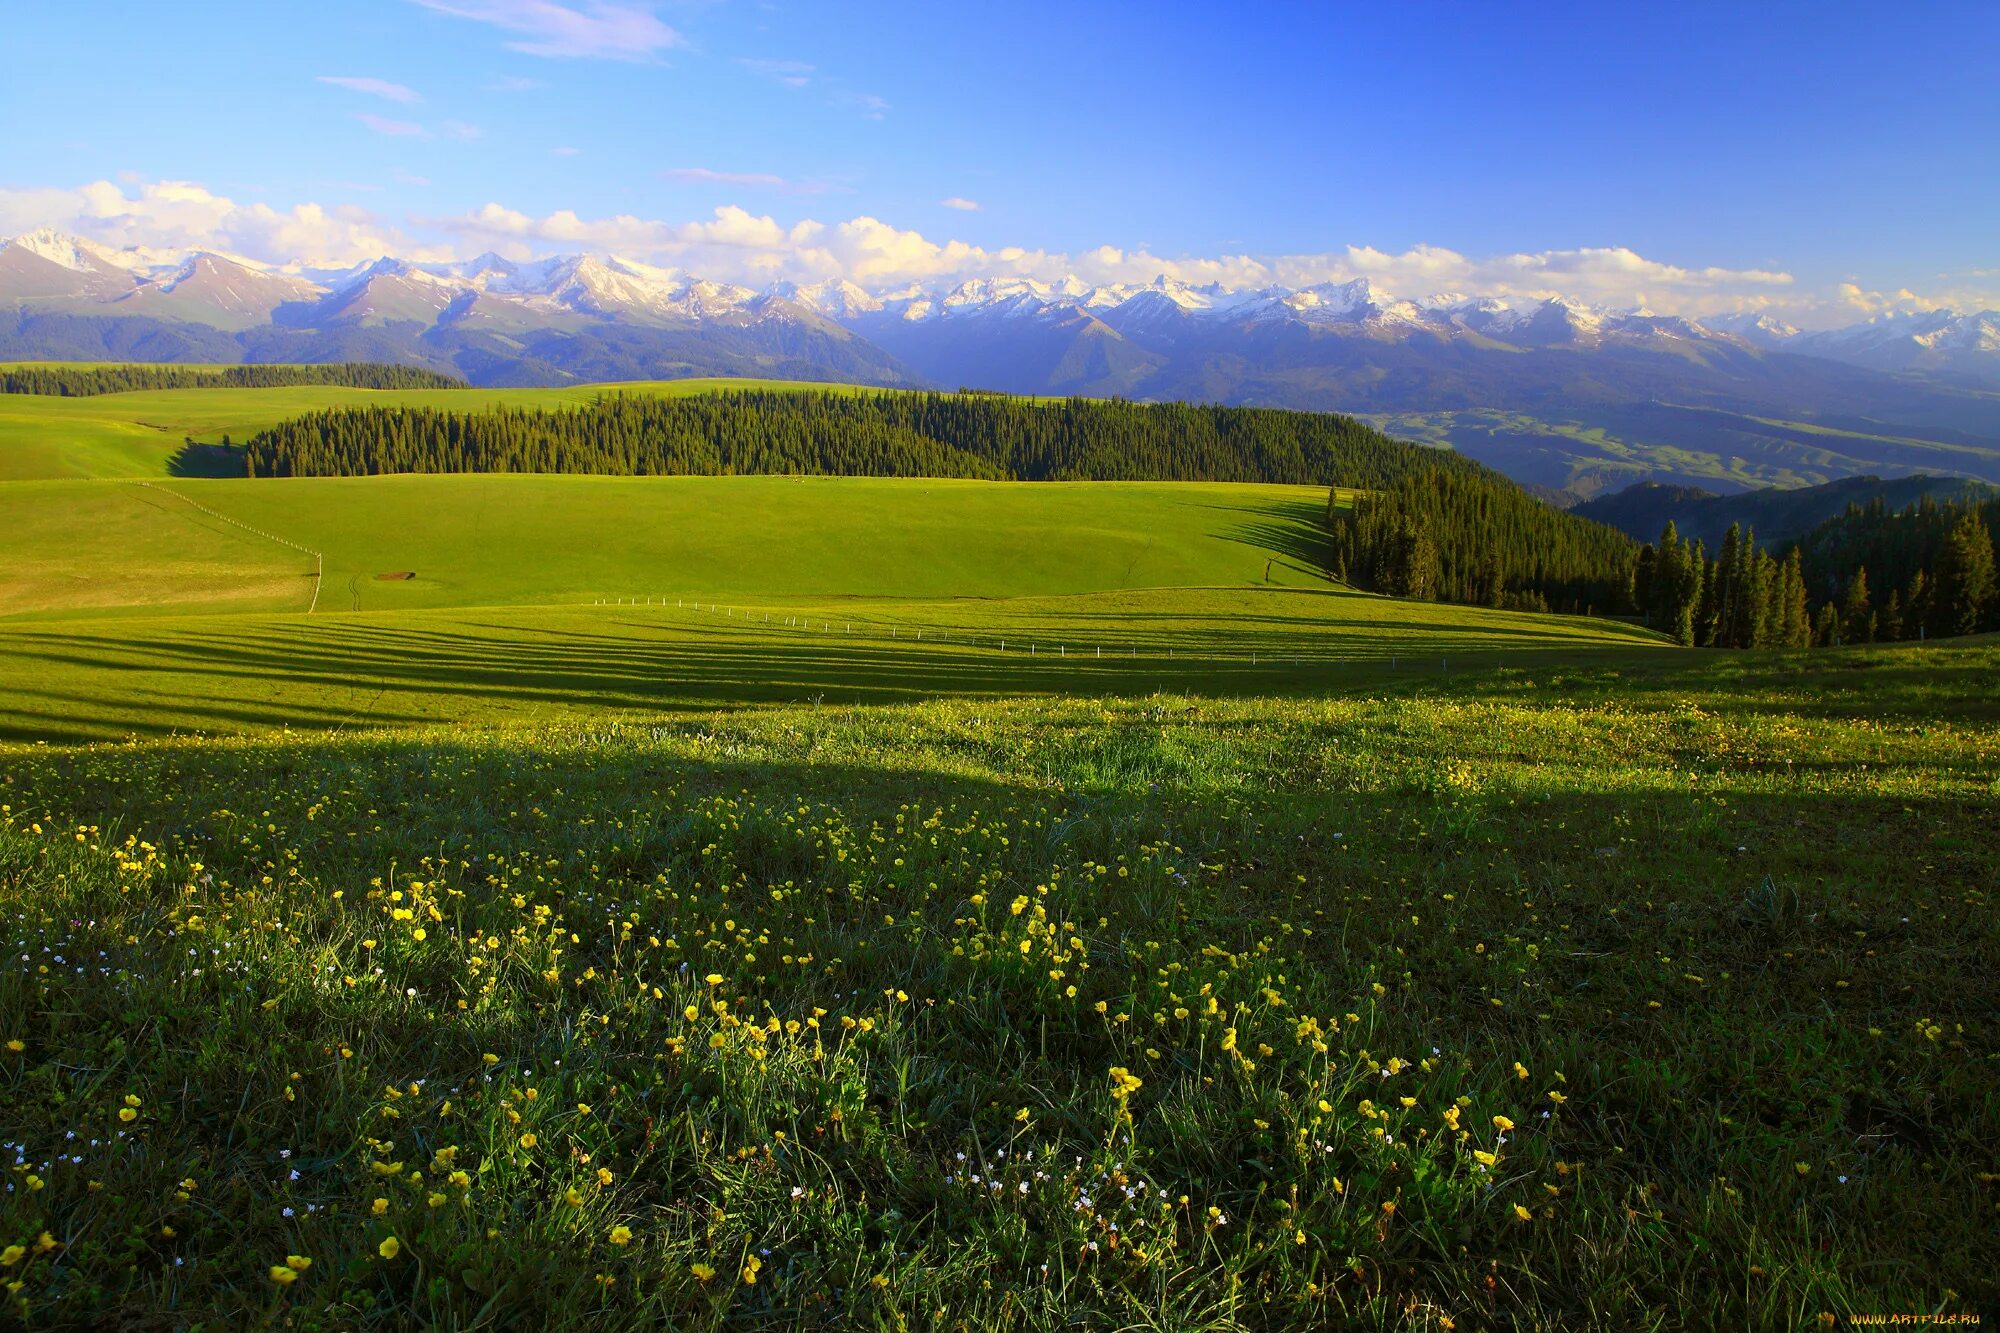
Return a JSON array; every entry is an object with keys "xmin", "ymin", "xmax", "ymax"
[
  {"xmin": 1574, "ymin": 473, "xmax": 2000, "ymax": 547},
  {"xmin": 0, "ymin": 377, "xmax": 873, "ymax": 479},
  {"xmin": 0, "ymin": 475, "xmax": 1347, "ymax": 619}
]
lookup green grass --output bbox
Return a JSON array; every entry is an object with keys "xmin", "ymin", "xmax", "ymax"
[
  {"xmin": 0, "ymin": 480, "xmax": 315, "ymax": 619},
  {"xmin": 1, "ymin": 642, "xmax": 1994, "ymax": 1327},
  {"xmin": 0, "ymin": 476, "xmax": 1351, "ymax": 619},
  {"xmin": 0, "ymin": 378, "xmax": 877, "ymax": 480},
  {"xmin": 0, "ymin": 587, "xmax": 1664, "ymax": 742},
  {"xmin": 2, "ymin": 400, "xmax": 1992, "ymax": 1326}
]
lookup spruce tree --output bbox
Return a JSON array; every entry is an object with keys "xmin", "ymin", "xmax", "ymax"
[
  {"xmin": 1780, "ymin": 548, "xmax": 1810, "ymax": 648},
  {"xmin": 1632, "ymin": 543, "xmax": 1656, "ymax": 624},
  {"xmin": 1481, "ymin": 542, "xmax": 1505, "ymax": 608},
  {"xmin": 1840, "ymin": 567, "xmax": 1874, "ymax": 644},
  {"xmin": 1905, "ymin": 570, "xmax": 1929, "ymax": 639},
  {"xmin": 1931, "ymin": 512, "xmax": 1997, "ymax": 637},
  {"xmin": 1732, "ymin": 527, "xmax": 1768, "ymax": 649},
  {"xmin": 1715, "ymin": 524, "xmax": 1742, "ymax": 647},
  {"xmin": 1878, "ymin": 590, "xmax": 1903, "ymax": 642}
]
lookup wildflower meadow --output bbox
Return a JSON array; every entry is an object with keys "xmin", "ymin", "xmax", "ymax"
[{"xmin": 3, "ymin": 646, "xmax": 1995, "ymax": 1327}]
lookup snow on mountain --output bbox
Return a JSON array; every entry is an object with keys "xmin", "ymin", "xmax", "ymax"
[
  {"xmin": 0, "ymin": 229, "xmax": 142, "ymax": 301},
  {"xmin": 1794, "ymin": 308, "xmax": 2000, "ymax": 378},
  {"xmin": 6, "ymin": 226, "xmax": 125, "ymax": 274},
  {"xmin": 112, "ymin": 253, "xmax": 323, "ymax": 328},
  {"xmin": 1293, "ymin": 277, "xmax": 1400, "ymax": 318},
  {"xmin": 1806, "ymin": 308, "xmax": 2000, "ymax": 356},
  {"xmin": 938, "ymin": 277, "xmax": 1062, "ymax": 318},
  {"xmin": 1707, "ymin": 312, "xmax": 1803, "ymax": 347},
  {"xmin": 779, "ymin": 278, "xmax": 882, "ymax": 320},
  {"xmin": 4, "ymin": 225, "xmax": 1996, "ymax": 388}
]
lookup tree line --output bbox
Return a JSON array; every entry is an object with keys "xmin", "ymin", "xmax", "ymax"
[
  {"xmin": 1329, "ymin": 473, "xmax": 1999, "ymax": 646},
  {"xmin": 1324, "ymin": 469, "xmax": 1638, "ymax": 616},
  {"xmin": 0, "ymin": 362, "xmax": 465, "ymax": 397},
  {"xmin": 1636, "ymin": 494, "xmax": 1998, "ymax": 647},
  {"xmin": 240, "ymin": 391, "xmax": 1488, "ymax": 487}
]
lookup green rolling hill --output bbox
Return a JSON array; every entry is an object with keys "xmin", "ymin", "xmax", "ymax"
[
  {"xmin": 0, "ymin": 475, "xmax": 1355, "ymax": 619},
  {"xmin": 0, "ymin": 376, "xmax": 876, "ymax": 480}
]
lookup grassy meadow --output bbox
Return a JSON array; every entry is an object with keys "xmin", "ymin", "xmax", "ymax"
[
  {"xmin": 3, "ymin": 644, "xmax": 1996, "ymax": 1328},
  {"xmin": 0, "ymin": 475, "xmax": 1349, "ymax": 619},
  {"xmin": 0, "ymin": 377, "xmax": 870, "ymax": 481},
  {"xmin": 0, "ymin": 379, "xmax": 1994, "ymax": 1328},
  {"xmin": 0, "ymin": 588, "xmax": 1662, "ymax": 742}
]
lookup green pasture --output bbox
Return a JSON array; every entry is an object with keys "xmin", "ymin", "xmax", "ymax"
[
  {"xmin": 0, "ymin": 475, "xmax": 1351, "ymax": 619},
  {"xmin": 2, "ymin": 641, "xmax": 1995, "ymax": 1326},
  {"xmin": 0, "ymin": 377, "xmax": 868, "ymax": 480},
  {"xmin": 0, "ymin": 586, "xmax": 1665, "ymax": 741},
  {"xmin": 1, "ymin": 372, "xmax": 1995, "ymax": 1327}
]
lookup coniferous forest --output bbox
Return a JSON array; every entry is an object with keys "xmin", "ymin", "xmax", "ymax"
[
  {"xmin": 240, "ymin": 391, "xmax": 1485, "ymax": 487},
  {"xmin": 1634, "ymin": 494, "xmax": 1999, "ymax": 647},
  {"xmin": 1324, "ymin": 470, "xmax": 1639, "ymax": 616},
  {"xmin": 1327, "ymin": 472, "xmax": 2000, "ymax": 644},
  {"xmin": 0, "ymin": 362, "xmax": 465, "ymax": 397}
]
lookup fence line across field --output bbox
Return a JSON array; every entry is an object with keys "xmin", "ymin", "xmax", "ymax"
[
  {"xmin": 586, "ymin": 594, "xmax": 1478, "ymax": 674},
  {"xmin": 125, "ymin": 480, "xmax": 326, "ymax": 614}
]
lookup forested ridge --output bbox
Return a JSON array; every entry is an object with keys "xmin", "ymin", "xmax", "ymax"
[
  {"xmin": 1325, "ymin": 470, "xmax": 1639, "ymax": 616},
  {"xmin": 0, "ymin": 362, "xmax": 465, "ymax": 396},
  {"xmin": 1793, "ymin": 494, "xmax": 1999, "ymax": 641},
  {"xmin": 1325, "ymin": 471, "xmax": 2000, "ymax": 643},
  {"xmin": 1636, "ymin": 493, "xmax": 1999, "ymax": 647},
  {"xmin": 241, "ymin": 390, "xmax": 1486, "ymax": 487}
]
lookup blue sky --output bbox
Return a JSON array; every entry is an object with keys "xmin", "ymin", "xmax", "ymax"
[{"xmin": 3, "ymin": 0, "xmax": 1995, "ymax": 323}]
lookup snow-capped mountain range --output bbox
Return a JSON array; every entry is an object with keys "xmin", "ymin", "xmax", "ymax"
[{"xmin": 3, "ymin": 226, "xmax": 1997, "ymax": 398}]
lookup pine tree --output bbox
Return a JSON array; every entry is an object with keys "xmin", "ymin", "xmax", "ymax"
[
  {"xmin": 1840, "ymin": 566, "xmax": 1874, "ymax": 644},
  {"xmin": 1931, "ymin": 511, "xmax": 1997, "ymax": 637},
  {"xmin": 1731, "ymin": 527, "xmax": 1767, "ymax": 649},
  {"xmin": 1812, "ymin": 601, "xmax": 1841, "ymax": 647},
  {"xmin": 1481, "ymin": 542, "xmax": 1506, "ymax": 608},
  {"xmin": 1905, "ymin": 570, "xmax": 1930, "ymax": 640},
  {"xmin": 1780, "ymin": 548, "xmax": 1810, "ymax": 648},
  {"xmin": 1714, "ymin": 525, "xmax": 1742, "ymax": 647},
  {"xmin": 1878, "ymin": 590, "xmax": 1903, "ymax": 643},
  {"xmin": 1632, "ymin": 543, "xmax": 1656, "ymax": 624},
  {"xmin": 1648, "ymin": 524, "xmax": 1681, "ymax": 630},
  {"xmin": 1665, "ymin": 529, "xmax": 1702, "ymax": 646}
]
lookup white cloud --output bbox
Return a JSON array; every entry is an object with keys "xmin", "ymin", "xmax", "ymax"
[
  {"xmin": 662, "ymin": 168, "xmax": 831, "ymax": 196},
  {"xmin": 736, "ymin": 57, "xmax": 813, "ymax": 88},
  {"xmin": 352, "ymin": 114, "xmax": 481, "ymax": 142},
  {"xmin": 317, "ymin": 75, "xmax": 423, "ymax": 104},
  {"xmin": 7, "ymin": 176, "xmax": 1980, "ymax": 326},
  {"xmin": 1832, "ymin": 282, "xmax": 1949, "ymax": 317},
  {"xmin": 356, "ymin": 113, "xmax": 430, "ymax": 138},
  {"xmin": 0, "ymin": 179, "xmax": 445, "ymax": 268},
  {"xmin": 411, "ymin": 0, "xmax": 682, "ymax": 61},
  {"xmin": 940, "ymin": 197, "xmax": 981, "ymax": 212},
  {"xmin": 420, "ymin": 202, "xmax": 1867, "ymax": 319}
]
